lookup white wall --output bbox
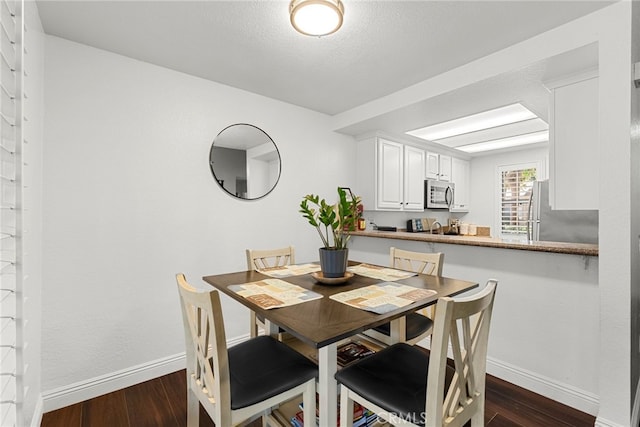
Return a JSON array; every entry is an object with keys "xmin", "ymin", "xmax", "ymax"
[
  {"xmin": 595, "ymin": 4, "xmax": 634, "ymax": 424},
  {"xmin": 41, "ymin": 36, "xmax": 356, "ymax": 409},
  {"xmin": 349, "ymin": 236, "xmax": 600, "ymax": 415}
]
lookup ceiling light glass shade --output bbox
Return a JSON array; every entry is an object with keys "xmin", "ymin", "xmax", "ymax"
[
  {"xmin": 433, "ymin": 118, "xmax": 548, "ymax": 149},
  {"xmin": 457, "ymin": 130, "xmax": 549, "ymax": 153},
  {"xmin": 407, "ymin": 103, "xmax": 537, "ymax": 141},
  {"xmin": 290, "ymin": 0, "xmax": 344, "ymax": 37}
]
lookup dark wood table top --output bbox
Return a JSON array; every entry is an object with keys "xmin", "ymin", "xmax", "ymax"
[{"xmin": 202, "ymin": 264, "xmax": 478, "ymax": 348}]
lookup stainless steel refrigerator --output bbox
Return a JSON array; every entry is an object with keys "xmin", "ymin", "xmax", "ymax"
[{"xmin": 527, "ymin": 180, "xmax": 598, "ymax": 244}]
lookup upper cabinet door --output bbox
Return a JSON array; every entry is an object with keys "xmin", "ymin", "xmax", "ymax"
[
  {"xmin": 404, "ymin": 145, "xmax": 426, "ymax": 210},
  {"xmin": 425, "ymin": 152, "xmax": 451, "ymax": 181},
  {"xmin": 548, "ymin": 75, "xmax": 598, "ymax": 210},
  {"xmin": 425, "ymin": 151, "xmax": 440, "ymax": 180},
  {"xmin": 376, "ymin": 139, "xmax": 404, "ymax": 210},
  {"xmin": 439, "ymin": 154, "xmax": 452, "ymax": 182},
  {"xmin": 450, "ymin": 157, "xmax": 470, "ymax": 212}
]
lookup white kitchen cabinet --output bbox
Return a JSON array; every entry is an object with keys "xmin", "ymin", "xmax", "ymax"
[
  {"xmin": 450, "ymin": 157, "xmax": 470, "ymax": 212},
  {"xmin": 425, "ymin": 152, "xmax": 439, "ymax": 180},
  {"xmin": 403, "ymin": 145, "xmax": 426, "ymax": 210},
  {"xmin": 425, "ymin": 152, "xmax": 451, "ymax": 181},
  {"xmin": 376, "ymin": 139, "xmax": 404, "ymax": 210},
  {"xmin": 356, "ymin": 137, "xmax": 425, "ymax": 211},
  {"xmin": 547, "ymin": 73, "xmax": 598, "ymax": 210},
  {"xmin": 439, "ymin": 154, "xmax": 452, "ymax": 181}
]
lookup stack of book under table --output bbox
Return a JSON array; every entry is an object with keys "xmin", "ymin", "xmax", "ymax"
[
  {"xmin": 291, "ymin": 341, "xmax": 379, "ymax": 426},
  {"xmin": 290, "ymin": 400, "xmax": 378, "ymax": 427}
]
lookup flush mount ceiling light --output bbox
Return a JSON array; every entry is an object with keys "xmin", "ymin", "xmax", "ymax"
[
  {"xmin": 407, "ymin": 103, "xmax": 537, "ymax": 141},
  {"xmin": 456, "ymin": 130, "xmax": 549, "ymax": 154},
  {"xmin": 406, "ymin": 103, "xmax": 549, "ymax": 154},
  {"xmin": 290, "ymin": 0, "xmax": 344, "ymax": 37}
]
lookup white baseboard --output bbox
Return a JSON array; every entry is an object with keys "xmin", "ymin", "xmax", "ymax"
[
  {"xmin": 417, "ymin": 336, "xmax": 600, "ymax": 417},
  {"xmin": 41, "ymin": 352, "xmax": 186, "ymax": 413},
  {"xmin": 41, "ymin": 334, "xmax": 248, "ymax": 413},
  {"xmin": 594, "ymin": 417, "xmax": 627, "ymax": 427},
  {"xmin": 486, "ymin": 356, "xmax": 599, "ymax": 416}
]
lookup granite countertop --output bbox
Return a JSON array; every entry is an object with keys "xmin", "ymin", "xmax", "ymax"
[{"xmin": 349, "ymin": 229, "xmax": 598, "ymax": 256}]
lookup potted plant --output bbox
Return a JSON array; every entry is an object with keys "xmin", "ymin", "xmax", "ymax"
[{"xmin": 299, "ymin": 187, "xmax": 361, "ymax": 278}]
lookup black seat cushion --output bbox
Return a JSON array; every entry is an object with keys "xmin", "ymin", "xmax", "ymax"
[
  {"xmin": 373, "ymin": 312, "xmax": 434, "ymax": 341},
  {"xmin": 228, "ymin": 335, "xmax": 318, "ymax": 410},
  {"xmin": 335, "ymin": 343, "xmax": 452, "ymax": 426}
]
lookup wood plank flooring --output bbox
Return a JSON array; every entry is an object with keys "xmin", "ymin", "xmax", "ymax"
[{"xmin": 41, "ymin": 369, "xmax": 595, "ymax": 427}]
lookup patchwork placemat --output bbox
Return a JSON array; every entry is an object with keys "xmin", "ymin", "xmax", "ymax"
[
  {"xmin": 258, "ymin": 263, "xmax": 321, "ymax": 278},
  {"xmin": 347, "ymin": 263, "xmax": 417, "ymax": 281},
  {"xmin": 229, "ymin": 278, "xmax": 322, "ymax": 309},
  {"xmin": 330, "ymin": 282, "xmax": 436, "ymax": 314}
]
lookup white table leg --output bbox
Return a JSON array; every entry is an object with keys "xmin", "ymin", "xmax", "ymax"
[
  {"xmin": 318, "ymin": 343, "xmax": 338, "ymax": 427},
  {"xmin": 264, "ymin": 319, "xmax": 279, "ymax": 338},
  {"xmin": 389, "ymin": 316, "xmax": 407, "ymax": 344}
]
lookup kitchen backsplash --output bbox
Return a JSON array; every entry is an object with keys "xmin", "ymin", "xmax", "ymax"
[{"xmin": 362, "ymin": 210, "xmax": 468, "ymax": 231}]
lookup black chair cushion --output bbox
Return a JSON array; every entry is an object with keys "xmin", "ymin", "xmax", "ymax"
[
  {"xmin": 335, "ymin": 343, "xmax": 451, "ymax": 426},
  {"xmin": 228, "ymin": 335, "xmax": 318, "ymax": 410},
  {"xmin": 372, "ymin": 312, "xmax": 434, "ymax": 341}
]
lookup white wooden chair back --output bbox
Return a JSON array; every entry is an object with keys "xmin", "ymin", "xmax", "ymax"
[
  {"xmin": 391, "ymin": 247, "xmax": 444, "ymax": 325},
  {"xmin": 390, "ymin": 247, "xmax": 444, "ymax": 276},
  {"xmin": 246, "ymin": 246, "xmax": 295, "ymax": 338},
  {"xmin": 176, "ymin": 273, "xmax": 231, "ymax": 425},
  {"xmin": 246, "ymin": 246, "xmax": 295, "ymax": 271},
  {"xmin": 363, "ymin": 248, "xmax": 445, "ymax": 345},
  {"xmin": 427, "ymin": 280, "xmax": 498, "ymax": 427}
]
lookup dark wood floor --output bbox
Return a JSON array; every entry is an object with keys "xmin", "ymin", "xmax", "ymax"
[{"xmin": 41, "ymin": 369, "xmax": 595, "ymax": 427}]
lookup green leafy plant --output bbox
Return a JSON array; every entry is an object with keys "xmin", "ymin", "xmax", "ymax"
[{"xmin": 299, "ymin": 187, "xmax": 361, "ymax": 250}]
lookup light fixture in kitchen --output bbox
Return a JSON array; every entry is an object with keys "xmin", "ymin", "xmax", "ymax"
[
  {"xmin": 290, "ymin": 0, "xmax": 344, "ymax": 37},
  {"xmin": 456, "ymin": 130, "xmax": 549, "ymax": 153},
  {"xmin": 406, "ymin": 103, "xmax": 549, "ymax": 154}
]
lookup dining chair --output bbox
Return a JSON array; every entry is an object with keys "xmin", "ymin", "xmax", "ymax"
[
  {"xmin": 246, "ymin": 246, "xmax": 295, "ymax": 338},
  {"xmin": 176, "ymin": 273, "xmax": 317, "ymax": 427},
  {"xmin": 363, "ymin": 247, "xmax": 444, "ymax": 345},
  {"xmin": 336, "ymin": 280, "xmax": 498, "ymax": 427}
]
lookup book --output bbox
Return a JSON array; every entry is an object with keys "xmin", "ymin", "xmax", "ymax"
[
  {"xmin": 294, "ymin": 400, "xmax": 377, "ymax": 426},
  {"xmin": 337, "ymin": 341, "xmax": 375, "ymax": 367}
]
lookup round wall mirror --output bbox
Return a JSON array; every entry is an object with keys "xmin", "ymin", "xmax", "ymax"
[{"xmin": 209, "ymin": 124, "xmax": 281, "ymax": 200}]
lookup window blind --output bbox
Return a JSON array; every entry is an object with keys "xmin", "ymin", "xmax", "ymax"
[
  {"xmin": 499, "ymin": 166, "xmax": 536, "ymax": 237},
  {"xmin": 0, "ymin": 1, "xmax": 21, "ymax": 425}
]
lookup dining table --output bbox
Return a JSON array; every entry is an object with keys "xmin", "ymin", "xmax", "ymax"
[{"xmin": 202, "ymin": 262, "xmax": 478, "ymax": 427}]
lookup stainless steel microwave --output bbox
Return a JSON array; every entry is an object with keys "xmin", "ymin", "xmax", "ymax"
[{"xmin": 425, "ymin": 180, "xmax": 455, "ymax": 209}]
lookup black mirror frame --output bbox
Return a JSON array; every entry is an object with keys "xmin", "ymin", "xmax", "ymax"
[{"xmin": 209, "ymin": 123, "xmax": 282, "ymax": 201}]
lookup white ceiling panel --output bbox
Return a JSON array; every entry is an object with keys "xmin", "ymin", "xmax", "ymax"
[{"xmin": 36, "ymin": 0, "xmax": 613, "ymax": 116}]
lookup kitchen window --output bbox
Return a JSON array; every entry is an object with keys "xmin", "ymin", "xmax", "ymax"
[{"xmin": 498, "ymin": 163, "xmax": 538, "ymax": 238}]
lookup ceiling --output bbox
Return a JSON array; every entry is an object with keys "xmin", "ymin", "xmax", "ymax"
[
  {"xmin": 36, "ymin": 1, "xmax": 609, "ymax": 155},
  {"xmin": 37, "ymin": 1, "xmax": 611, "ymax": 116}
]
